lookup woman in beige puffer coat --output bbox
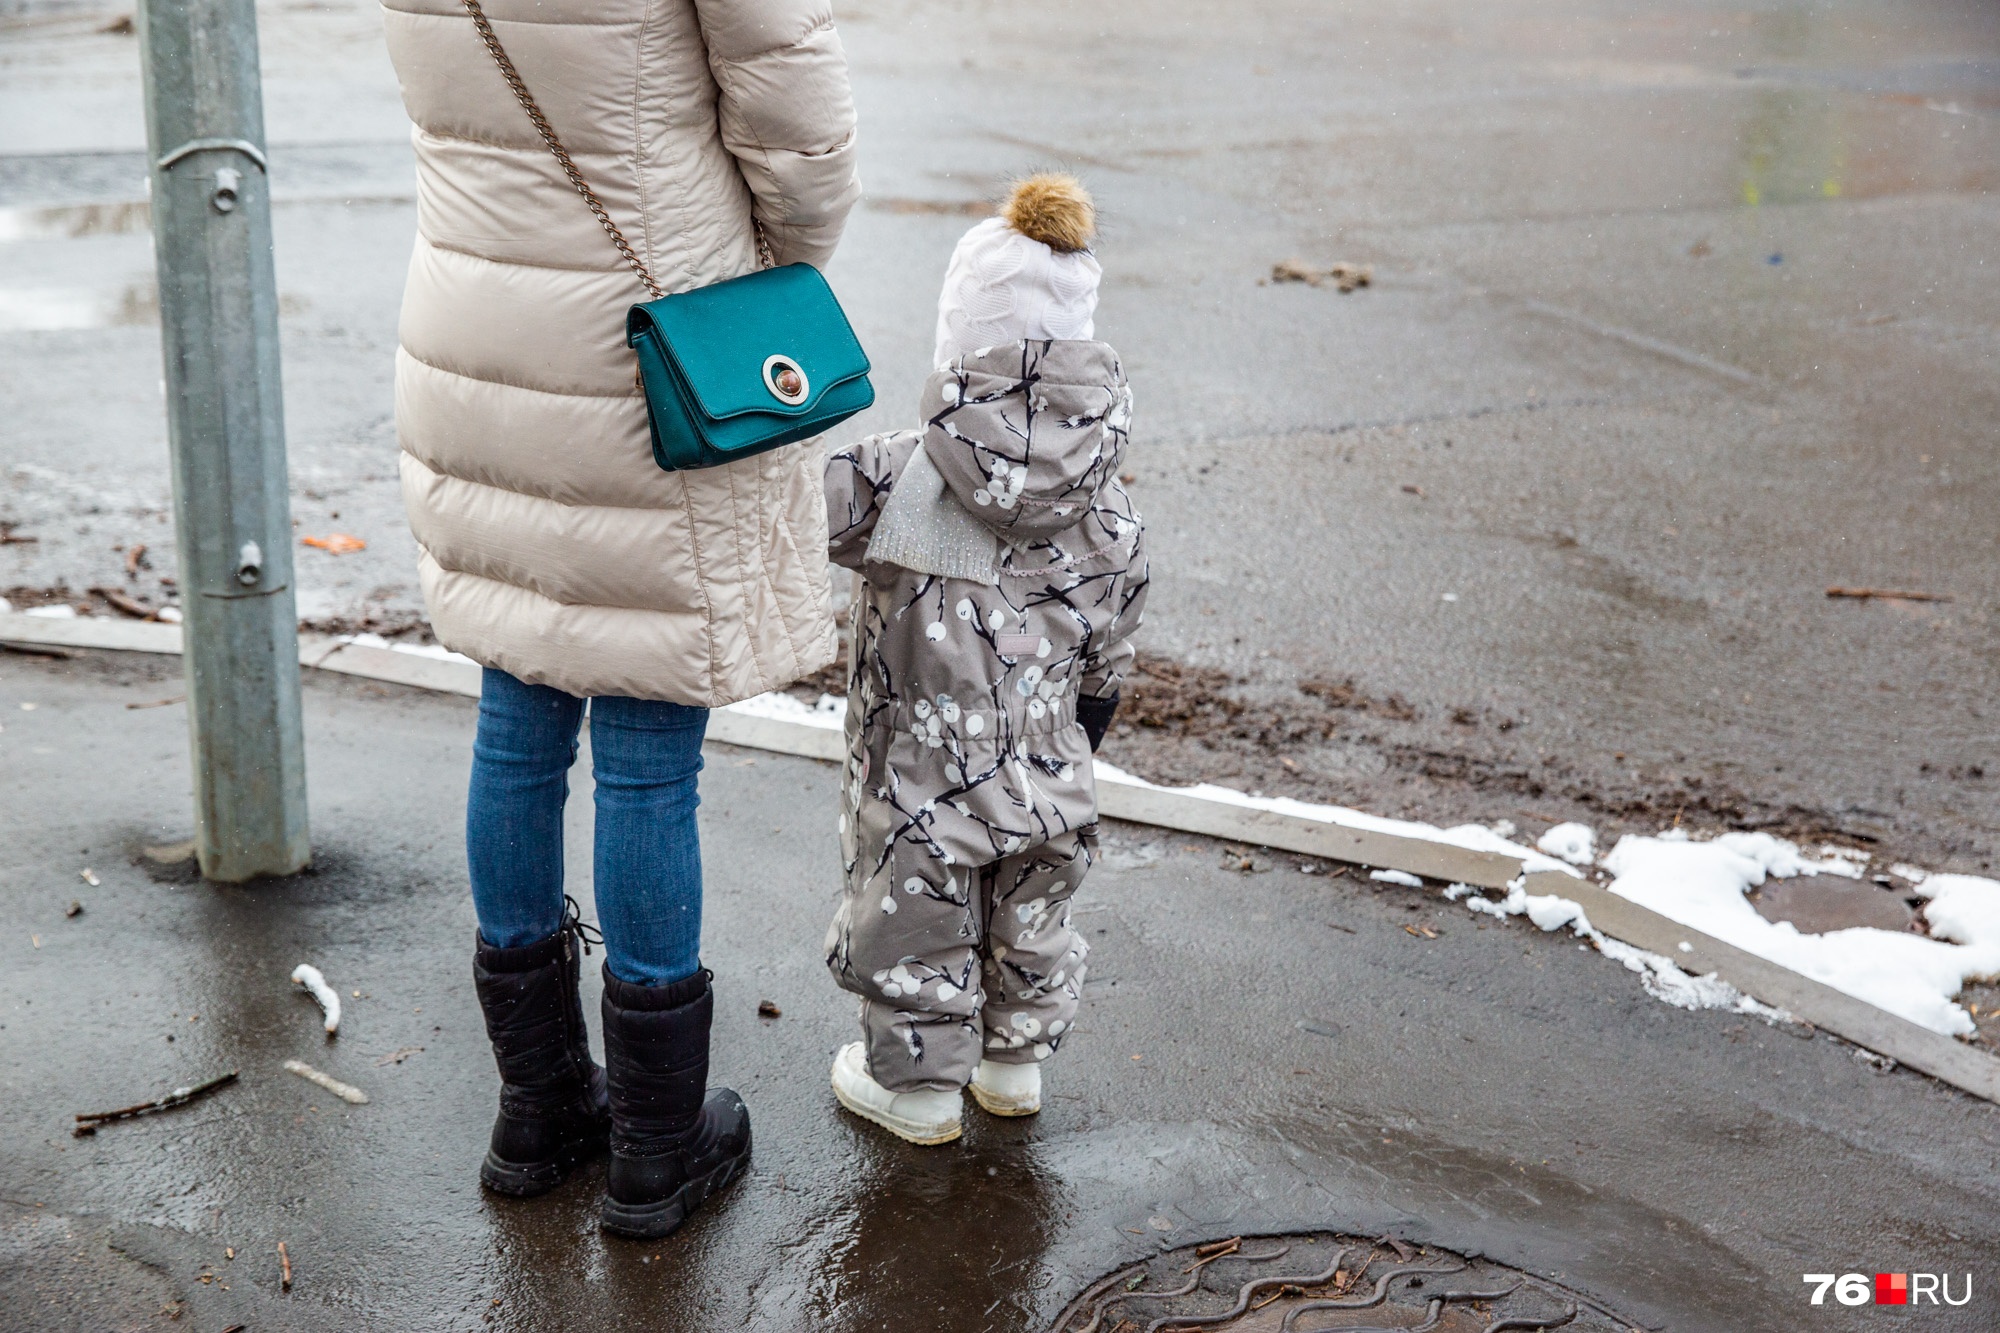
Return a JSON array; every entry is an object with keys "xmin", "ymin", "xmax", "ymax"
[{"xmin": 381, "ymin": 0, "xmax": 857, "ymax": 1239}]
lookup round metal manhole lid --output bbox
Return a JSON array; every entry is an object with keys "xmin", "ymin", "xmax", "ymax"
[{"xmin": 1049, "ymin": 1233, "xmax": 1639, "ymax": 1333}]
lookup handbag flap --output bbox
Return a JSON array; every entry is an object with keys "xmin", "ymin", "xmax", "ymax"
[{"xmin": 626, "ymin": 264, "xmax": 870, "ymax": 421}]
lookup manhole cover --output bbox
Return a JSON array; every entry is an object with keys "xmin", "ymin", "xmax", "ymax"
[{"xmin": 1050, "ymin": 1233, "xmax": 1638, "ymax": 1333}]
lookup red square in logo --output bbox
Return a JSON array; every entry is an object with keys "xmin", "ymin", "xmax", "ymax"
[{"xmin": 1876, "ymin": 1273, "xmax": 1908, "ymax": 1305}]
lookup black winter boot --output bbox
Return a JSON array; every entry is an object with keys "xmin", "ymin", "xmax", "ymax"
[
  {"xmin": 599, "ymin": 965, "xmax": 752, "ymax": 1239},
  {"xmin": 472, "ymin": 899, "xmax": 611, "ymax": 1196}
]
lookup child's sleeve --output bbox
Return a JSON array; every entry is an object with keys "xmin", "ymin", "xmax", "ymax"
[
  {"xmin": 825, "ymin": 430, "xmax": 920, "ymax": 570},
  {"xmin": 1079, "ymin": 525, "xmax": 1149, "ymax": 703}
]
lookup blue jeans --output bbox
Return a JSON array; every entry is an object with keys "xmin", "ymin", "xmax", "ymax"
[{"xmin": 466, "ymin": 667, "xmax": 707, "ymax": 987}]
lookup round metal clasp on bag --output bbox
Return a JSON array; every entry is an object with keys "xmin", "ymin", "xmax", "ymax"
[{"xmin": 762, "ymin": 355, "xmax": 809, "ymax": 406}]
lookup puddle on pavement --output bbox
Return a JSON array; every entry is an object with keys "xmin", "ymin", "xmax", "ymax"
[
  {"xmin": 0, "ymin": 193, "xmax": 417, "ymax": 245},
  {"xmin": 0, "ymin": 199, "xmax": 151, "ymax": 242},
  {"xmin": 1749, "ymin": 873, "xmax": 1917, "ymax": 934},
  {"xmin": 0, "ymin": 282, "xmax": 155, "ymax": 332},
  {"xmin": 798, "ymin": 1125, "xmax": 1069, "ymax": 1329},
  {"xmin": 1051, "ymin": 1233, "xmax": 1634, "ymax": 1333},
  {"xmin": 0, "ymin": 282, "xmax": 317, "ymax": 332}
]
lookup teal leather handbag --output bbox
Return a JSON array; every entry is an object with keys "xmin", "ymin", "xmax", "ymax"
[
  {"xmin": 463, "ymin": 0, "xmax": 873, "ymax": 473},
  {"xmin": 627, "ymin": 265, "xmax": 874, "ymax": 472}
]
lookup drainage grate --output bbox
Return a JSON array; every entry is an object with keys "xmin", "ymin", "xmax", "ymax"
[{"xmin": 1049, "ymin": 1233, "xmax": 1641, "ymax": 1333}]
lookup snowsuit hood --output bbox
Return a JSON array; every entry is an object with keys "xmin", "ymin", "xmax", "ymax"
[{"xmin": 922, "ymin": 340, "xmax": 1131, "ymax": 544}]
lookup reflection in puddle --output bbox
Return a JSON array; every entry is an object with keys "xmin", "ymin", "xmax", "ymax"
[
  {"xmin": 804, "ymin": 1127, "xmax": 1066, "ymax": 1330},
  {"xmin": 0, "ymin": 194, "xmax": 417, "ymax": 244},
  {"xmin": 0, "ymin": 283, "xmax": 156, "ymax": 332},
  {"xmin": 0, "ymin": 284, "xmax": 315, "ymax": 332},
  {"xmin": 0, "ymin": 200, "xmax": 151, "ymax": 242}
]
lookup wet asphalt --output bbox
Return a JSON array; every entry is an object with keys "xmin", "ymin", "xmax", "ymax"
[
  {"xmin": 5, "ymin": 0, "xmax": 2000, "ymax": 1327},
  {"xmin": 3, "ymin": 651, "xmax": 1998, "ymax": 1332}
]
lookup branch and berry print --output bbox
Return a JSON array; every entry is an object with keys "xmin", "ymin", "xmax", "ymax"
[{"xmin": 821, "ymin": 340, "xmax": 1149, "ymax": 1093}]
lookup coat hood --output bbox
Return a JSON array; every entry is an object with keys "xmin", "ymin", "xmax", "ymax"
[{"xmin": 919, "ymin": 340, "xmax": 1131, "ymax": 543}]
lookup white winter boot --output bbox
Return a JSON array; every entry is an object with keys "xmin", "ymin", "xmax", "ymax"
[
  {"xmin": 968, "ymin": 1059, "xmax": 1041, "ymax": 1116},
  {"xmin": 830, "ymin": 1042, "xmax": 963, "ymax": 1145}
]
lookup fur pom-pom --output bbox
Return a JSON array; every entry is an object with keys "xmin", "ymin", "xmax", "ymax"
[{"xmin": 1002, "ymin": 173, "xmax": 1095, "ymax": 253}]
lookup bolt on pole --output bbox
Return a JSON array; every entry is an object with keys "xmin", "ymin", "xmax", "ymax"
[{"xmin": 138, "ymin": 0, "xmax": 309, "ymax": 881}]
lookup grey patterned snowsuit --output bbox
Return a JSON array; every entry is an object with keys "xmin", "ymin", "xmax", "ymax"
[{"xmin": 823, "ymin": 340, "xmax": 1149, "ymax": 1092}]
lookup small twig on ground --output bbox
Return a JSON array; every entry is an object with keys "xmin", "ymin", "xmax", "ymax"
[
  {"xmin": 1270, "ymin": 259, "xmax": 1372, "ymax": 292},
  {"xmin": 279, "ymin": 1240, "xmax": 292, "ymax": 1291},
  {"xmin": 1183, "ymin": 1238, "xmax": 1241, "ymax": 1273},
  {"xmin": 757, "ymin": 1000, "xmax": 782, "ymax": 1018},
  {"xmin": 1826, "ymin": 586, "xmax": 1948, "ymax": 602},
  {"xmin": 0, "ymin": 524, "xmax": 37, "ymax": 544},
  {"xmin": 89, "ymin": 586, "xmax": 157, "ymax": 620},
  {"xmin": 284, "ymin": 1059, "xmax": 368, "ymax": 1104},
  {"xmin": 124, "ymin": 543, "xmax": 148, "ymax": 576},
  {"xmin": 72, "ymin": 1070, "xmax": 238, "ymax": 1135},
  {"xmin": 373, "ymin": 1046, "xmax": 423, "ymax": 1066},
  {"xmin": 126, "ymin": 696, "xmax": 185, "ymax": 710},
  {"xmin": 0, "ymin": 642, "xmax": 76, "ymax": 659}
]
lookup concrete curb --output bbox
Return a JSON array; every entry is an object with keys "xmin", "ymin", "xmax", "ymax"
[{"xmin": 6, "ymin": 611, "xmax": 1998, "ymax": 1105}]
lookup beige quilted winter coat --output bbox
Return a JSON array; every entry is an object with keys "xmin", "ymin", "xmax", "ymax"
[{"xmin": 381, "ymin": 0, "xmax": 859, "ymax": 703}]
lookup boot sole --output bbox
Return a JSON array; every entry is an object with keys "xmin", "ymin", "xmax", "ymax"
[
  {"xmin": 481, "ymin": 1132, "xmax": 605, "ymax": 1199},
  {"xmin": 599, "ymin": 1134, "xmax": 752, "ymax": 1240},
  {"xmin": 967, "ymin": 1083, "xmax": 1040, "ymax": 1117},
  {"xmin": 831, "ymin": 1079, "xmax": 964, "ymax": 1145}
]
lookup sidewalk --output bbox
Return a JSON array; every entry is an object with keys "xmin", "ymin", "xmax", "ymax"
[{"xmin": 2, "ymin": 649, "xmax": 1996, "ymax": 1331}]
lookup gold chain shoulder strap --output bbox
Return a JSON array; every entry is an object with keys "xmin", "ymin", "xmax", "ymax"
[{"xmin": 458, "ymin": 0, "xmax": 773, "ymax": 300}]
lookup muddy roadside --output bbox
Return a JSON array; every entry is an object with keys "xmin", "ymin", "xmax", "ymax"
[{"xmin": 790, "ymin": 641, "xmax": 1992, "ymax": 875}]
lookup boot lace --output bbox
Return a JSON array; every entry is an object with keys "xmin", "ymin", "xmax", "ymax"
[{"xmin": 560, "ymin": 894, "xmax": 604, "ymax": 958}]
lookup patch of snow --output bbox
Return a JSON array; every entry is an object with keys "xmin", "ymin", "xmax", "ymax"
[
  {"xmin": 23, "ymin": 605, "xmax": 76, "ymax": 619},
  {"xmin": 1443, "ymin": 883, "xmax": 1474, "ymax": 901},
  {"xmin": 1535, "ymin": 821, "xmax": 1596, "ymax": 865},
  {"xmin": 1091, "ymin": 760, "xmax": 1579, "ymax": 876},
  {"xmin": 1369, "ymin": 869, "xmax": 1422, "ymax": 888},
  {"xmin": 1595, "ymin": 936, "xmax": 1791, "ymax": 1020},
  {"xmin": 290, "ymin": 963, "xmax": 341, "ymax": 1035},
  {"xmin": 1601, "ymin": 833, "xmax": 2000, "ymax": 1036},
  {"xmin": 0, "ymin": 598, "xmax": 10, "ymax": 614},
  {"xmin": 1459, "ymin": 874, "xmax": 1792, "ymax": 1021},
  {"xmin": 1811, "ymin": 846, "xmax": 1868, "ymax": 879},
  {"xmin": 156, "ymin": 606, "xmax": 181, "ymax": 624},
  {"xmin": 1891, "ymin": 863, "xmax": 1929, "ymax": 884},
  {"xmin": 339, "ymin": 632, "xmax": 476, "ymax": 666},
  {"xmin": 1919, "ymin": 875, "xmax": 2000, "ymax": 952},
  {"xmin": 727, "ymin": 690, "xmax": 846, "ymax": 730},
  {"xmin": 1461, "ymin": 878, "xmax": 1592, "ymax": 933}
]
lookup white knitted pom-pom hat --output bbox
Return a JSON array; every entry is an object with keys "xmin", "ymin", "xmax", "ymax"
[{"xmin": 933, "ymin": 174, "xmax": 1102, "ymax": 369}]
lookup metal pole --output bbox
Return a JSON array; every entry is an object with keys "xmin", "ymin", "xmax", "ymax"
[{"xmin": 138, "ymin": 0, "xmax": 309, "ymax": 881}]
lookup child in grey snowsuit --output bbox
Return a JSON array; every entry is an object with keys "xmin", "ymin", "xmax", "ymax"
[{"xmin": 822, "ymin": 175, "xmax": 1148, "ymax": 1144}]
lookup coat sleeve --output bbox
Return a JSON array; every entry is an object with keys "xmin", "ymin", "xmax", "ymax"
[
  {"xmin": 1079, "ymin": 525, "xmax": 1149, "ymax": 700},
  {"xmin": 826, "ymin": 430, "xmax": 918, "ymax": 569},
  {"xmin": 692, "ymin": 0, "xmax": 861, "ymax": 269}
]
